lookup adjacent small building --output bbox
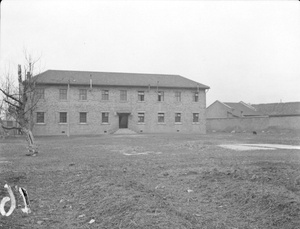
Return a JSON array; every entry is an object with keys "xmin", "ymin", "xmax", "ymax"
[
  {"xmin": 32, "ymin": 70, "xmax": 209, "ymax": 136},
  {"xmin": 206, "ymin": 100, "xmax": 263, "ymax": 119}
]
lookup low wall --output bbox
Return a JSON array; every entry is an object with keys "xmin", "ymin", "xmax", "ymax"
[{"xmin": 206, "ymin": 116, "xmax": 300, "ymax": 132}]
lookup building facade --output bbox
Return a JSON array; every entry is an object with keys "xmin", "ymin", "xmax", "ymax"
[{"xmin": 33, "ymin": 70, "xmax": 209, "ymax": 136}]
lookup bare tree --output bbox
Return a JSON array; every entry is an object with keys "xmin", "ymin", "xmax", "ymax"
[{"xmin": 0, "ymin": 55, "xmax": 41, "ymax": 156}]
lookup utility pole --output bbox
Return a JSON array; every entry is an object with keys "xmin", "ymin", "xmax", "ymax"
[{"xmin": 67, "ymin": 80, "xmax": 70, "ymax": 137}]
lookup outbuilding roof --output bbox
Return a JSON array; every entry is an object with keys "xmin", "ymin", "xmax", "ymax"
[
  {"xmin": 252, "ymin": 102, "xmax": 300, "ymax": 116},
  {"xmin": 224, "ymin": 102, "xmax": 263, "ymax": 116},
  {"xmin": 33, "ymin": 70, "xmax": 209, "ymax": 89}
]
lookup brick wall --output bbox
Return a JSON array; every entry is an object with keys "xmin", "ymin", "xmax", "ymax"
[
  {"xmin": 206, "ymin": 116, "xmax": 300, "ymax": 132},
  {"xmin": 33, "ymin": 85, "xmax": 207, "ymax": 136}
]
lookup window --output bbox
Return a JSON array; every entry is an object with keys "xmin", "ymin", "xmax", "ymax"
[
  {"xmin": 36, "ymin": 88, "xmax": 45, "ymax": 99},
  {"xmin": 120, "ymin": 90, "xmax": 127, "ymax": 101},
  {"xmin": 36, "ymin": 112, "xmax": 45, "ymax": 123},
  {"xmin": 175, "ymin": 91, "xmax": 181, "ymax": 102},
  {"xmin": 194, "ymin": 92, "xmax": 199, "ymax": 102},
  {"xmin": 79, "ymin": 112, "xmax": 87, "ymax": 123},
  {"xmin": 138, "ymin": 91, "xmax": 144, "ymax": 101},
  {"xmin": 79, "ymin": 89, "xmax": 87, "ymax": 100},
  {"xmin": 158, "ymin": 113, "xmax": 165, "ymax": 123},
  {"xmin": 138, "ymin": 113, "xmax": 145, "ymax": 123},
  {"xmin": 158, "ymin": 91, "xmax": 164, "ymax": 102},
  {"xmin": 193, "ymin": 113, "xmax": 199, "ymax": 123},
  {"xmin": 59, "ymin": 89, "xmax": 67, "ymax": 100},
  {"xmin": 102, "ymin": 90, "xmax": 109, "ymax": 100},
  {"xmin": 59, "ymin": 112, "xmax": 67, "ymax": 123},
  {"xmin": 175, "ymin": 113, "xmax": 181, "ymax": 123},
  {"xmin": 102, "ymin": 112, "xmax": 109, "ymax": 123}
]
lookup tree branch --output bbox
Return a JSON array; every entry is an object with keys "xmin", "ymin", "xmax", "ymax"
[
  {"xmin": 1, "ymin": 125, "xmax": 22, "ymax": 130},
  {"xmin": 0, "ymin": 88, "xmax": 23, "ymax": 104},
  {"xmin": 3, "ymin": 99, "xmax": 21, "ymax": 109}
]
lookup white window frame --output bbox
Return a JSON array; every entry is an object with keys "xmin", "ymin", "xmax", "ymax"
[
  {"xmin": 175, "ymin": 113, "xmax": 181, "ymax": 123},
  {"xmin": 138, "ymin": 112, "xmax": 145, "ymax": 123},
  {"xmin": 193, "ymin": 113, "xmax": 199, "ymax": 123},
  {"xmin": 102, "ymin": 90, "xmax": 109, "ymax": 100},
  {"xmin": 102, "ymin": 112, "xmax": 109, "ymax": 123},
  {"xmin": 158, "ymin": 112, "xmax": 165, "ymax": 123},
  {"xmin": 59, "ymin": 112, "xmax": 67, "ymax": 123},
  {"xmin": 138, "ymin": 91, "xmax": 145, "ymax": 101},
  {"xmin": 175, "ymin": 91, "xmax": 181, "ymax": 102},
  {"xmin": 59, "ymin": 89, "xmax": 67, "ymax": 100},
  {"xmin": 79, "ymin": 112, "xmax": 87, "ymax": 124},
  {"xmin": 79, "ymin": 89, "xmax": 87, "ymax": 101},
  {"xmin": 36, "ymin": 112, "xmax": 45, "ymax": 124},
  {"xmin": 120, "ymin": 90, "xmax": 127, "ymax": 101},
  {"xmin": 158, "ymin": 91, "xmax": 164, "ymax": 102}
]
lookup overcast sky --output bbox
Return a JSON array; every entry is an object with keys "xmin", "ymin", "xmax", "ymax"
[{"xmin": 1, "ymin": 0, "xmax": 299, "ymax": 105}]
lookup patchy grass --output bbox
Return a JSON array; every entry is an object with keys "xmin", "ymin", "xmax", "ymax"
[{"xmin": 0, "ymin": 132, "xmax": 300, "ymax": 229}]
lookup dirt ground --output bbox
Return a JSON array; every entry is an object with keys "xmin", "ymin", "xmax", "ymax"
[{"xmin": 0, "ymin": 132, "xmax": 300, "ymax": 229}]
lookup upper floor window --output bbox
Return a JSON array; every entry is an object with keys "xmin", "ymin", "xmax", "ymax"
[
  {"xmin": 102, "ymin": 112, "xmax": 109, "ymax": 123},
  {"xmin": 158, "ymin": 113, "xmax": 165, "ymax": 123},
  {"xmin": 193, "ymin": 113, "xmax": 199, "ymax": 123},
  {"xmin": 36, "ymin": 112, "xmax": 45, "ymax": 124},
  {"xmin": 138, "ymin": 113, "xmax": 145, "ymax": 123},
  {"xmin": 79, "ymin": 112, "xmax": 87, "ymax": 123},
  {"xmin": 59, "ymin": 112, "xmax": 67, "ymax": 123},
  {"xmin": 79, "ymin": 89, "xmax": 87, "ymax": 100},
  {"xmin": 59, "ymin": 89, "xmax": 67, "ymax": 100},
  {"xmin": 193, "ymin": 92, "xmax": 199, "ymax": 102},
  {"xmin": 102, "ymin": 90, "xmax": 109, "ymax": 100},
  {"xmin": 175, "ymin": 91, "xmax": 181, "ymax": 102},
  {"xmin": 138, "ymin": 91, "xmax": 145, "ymax": 101},
  {"xmin": 158, "ymin": 91, "xmax": 164, "ymax": 102},
  {"xmin": 36, "ymin": 88, "xmax": 45, "ymax": 99},
  {"xmin": 175, "ymin": 113, "xmax": 181, "ymax": 123},
  {"xmin": 120, "ymin": 90, "xmax": 127, "ymax": 101}
]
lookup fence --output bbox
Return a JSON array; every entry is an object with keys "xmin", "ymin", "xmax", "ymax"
[{"xmin": 0, "ymin": 120, "xmax": 20, "ymax": 137}]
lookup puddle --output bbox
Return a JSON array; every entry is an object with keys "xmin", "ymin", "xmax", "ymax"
[
  {"xmin": 242, "ymin": 144, "xmax": 300, "ymax": 150},
  {"xmin": 219, "ymin": 145, "xmax": 275, "ymax": 151},
  {"xmin": 123, "ymin": 151, "xmax": 162, "ymax": 156},
  {"xmin": 219, "ymin": 143, "xmax": 300, "ymax": 151}
]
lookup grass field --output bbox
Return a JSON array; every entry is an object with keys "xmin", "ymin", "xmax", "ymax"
[{"xmin": 1, "ymin": 132, "xmax": 300, "ymax": 229}]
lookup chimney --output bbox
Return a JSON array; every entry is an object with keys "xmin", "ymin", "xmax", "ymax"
[
  {"xmin": 89, "ymin": 74, "xmax": 93, "ymax": 90},
  {"xmin": 18, "ymin": 65, "xmax": 22, "ymax": 82},
  {"xmin": 26, "ymin": 71, "xmax": 31, "ymax": 80}
]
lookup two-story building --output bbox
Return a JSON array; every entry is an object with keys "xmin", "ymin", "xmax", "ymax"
[{"xmin": 32, "ymin": 70, "xmax": 209, "ymax": 136}]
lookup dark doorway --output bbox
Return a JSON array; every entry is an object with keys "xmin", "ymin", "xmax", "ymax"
[{"xmin": 119, "ymin": 113, "xmax": 129, "ymax": 128}]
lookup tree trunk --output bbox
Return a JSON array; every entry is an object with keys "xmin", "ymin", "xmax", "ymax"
[{"xmin": 21, "ymin": 127, "xmax": 38, "ymax": 156}]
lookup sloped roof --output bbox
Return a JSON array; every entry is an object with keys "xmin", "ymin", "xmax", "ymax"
[
  {"xmin": 252, "ymin": 102, "xmax": 300, "ymax": 116},
  {"xmin": 33, "ymin": 70, "xmax": 209, "ymax": 89},
  {"xmin": 224, "ymin": 102, "xmax": 264, "ymax": 116}
]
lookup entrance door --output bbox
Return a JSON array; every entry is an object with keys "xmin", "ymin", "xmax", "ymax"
[{"xmin": 119, "ymin": 114, "xmax": 129, "ymax": 128}]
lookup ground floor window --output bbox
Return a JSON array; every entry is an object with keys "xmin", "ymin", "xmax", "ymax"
[
  {"xmin": 59, "ymin": 112, "xmax": 67, "ymax": 123},
  {"xmin": 193, "ymin": 113, "xmax": 199, "ymax": 122},
  {"xmin": 79, "ymin": 112, "xmax": 87, "ymax": 123},
  {"xmin": 158, "ymin": 113, "xmax": 165, "ymax": 123},
  {"xmin": 138, "ymin": 113, "xmax": 145, "ymax": 123},
  {"xmin": 102, "ymin": 112, "xmax": 109, "ymax": 123},
  {"xmin": 175, "ymin": 113, "xmax": 181, "ymax": 123},
  {"xmin": 37, "ymin": 112, "xmax": 45, "ymax": 123}
]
